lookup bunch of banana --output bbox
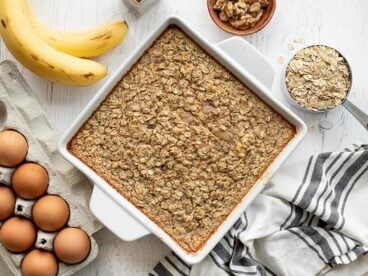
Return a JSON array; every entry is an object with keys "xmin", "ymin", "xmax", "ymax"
[{"xmin": 0, "ymin": 0, "xmax": 128, "ymax": 86}]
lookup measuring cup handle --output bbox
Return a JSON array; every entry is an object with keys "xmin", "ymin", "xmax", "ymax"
[{"xmin": 342, "ymin": 100, "xmax": 368, "ymax": 130}]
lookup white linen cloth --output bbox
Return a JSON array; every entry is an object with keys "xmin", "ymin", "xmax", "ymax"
[{"xmin": 151, "ymin": 145, "xmax": 368, "ymax": 276}]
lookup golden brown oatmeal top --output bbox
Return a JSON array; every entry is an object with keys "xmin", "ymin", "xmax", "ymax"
[{"xmin": 69, "ymin": 26, "xmax": 296, "ymax": 252}]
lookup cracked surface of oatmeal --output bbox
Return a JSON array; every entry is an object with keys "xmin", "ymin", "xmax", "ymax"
[{"xmin": 69, "ymin": 26, "xmax": 296, "ymax": 252}]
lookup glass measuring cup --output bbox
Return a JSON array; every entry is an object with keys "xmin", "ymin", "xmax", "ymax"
[{"xmin": 284, "ymin": 45, "xmax": 368, "ymax": 130}]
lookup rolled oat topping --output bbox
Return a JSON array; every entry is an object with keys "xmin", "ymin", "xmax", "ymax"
[
  {"xmin": 286, "ymin": 45, "xmax": 351, "ymax": 111},
  {"xmin": 69, "ymin": 27, "xmax": 295, "ymax": 252},
  {"xmin": 213, "ymin": 0, "xmax": 270, "ymax": 30}
]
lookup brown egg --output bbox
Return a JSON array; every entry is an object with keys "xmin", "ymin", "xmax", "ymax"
[
  {"xmin": 32, "ymin": 195, "xmax": 70, "ymax": 232},
  {"xmin": 0, "ymin": 217, "xmax": 36, "ymax": 252},
  {"xmin": 12, "ymin": 163, "xmax": 49, "ymax": 199},
  {"xmin": 0, "ymin": 186, "xmax": 15, "ymax": 220},
  {"xmin": 54, "ymin": 228, "xmax": 90, "ymax": 264},
  {"xmin": 0, "ymin": 130, "xmax": 28, "ymax": 167},
  {"xmin": 22, "ymin": 249, "xmax": 58, "ymax": 276}
]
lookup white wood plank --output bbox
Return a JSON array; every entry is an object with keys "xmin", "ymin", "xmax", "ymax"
[{"xmin": 1, "ymin": 0, "xmax": 368, "ymax": 275}]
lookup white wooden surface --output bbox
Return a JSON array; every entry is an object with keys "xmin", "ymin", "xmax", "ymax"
[{"xmin": 1, "ymin": 0, "xmax": 368, "ymax": 275}]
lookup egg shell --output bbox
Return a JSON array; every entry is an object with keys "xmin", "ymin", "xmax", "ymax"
[
  {"xmin": 54, "ymin": 228, "xmax": 91, "ymax": 264},
  {"xmin": 21, "ymin": 249, "xmax": 58, "ymax": 276},
  {"xmin": 0, "ymin": 217, "xmax": 36, "ymax": 253},
  {"xmin": 32, "ymin": 195, "xmax": 70, "ymax": 232},
  {"xmin": 12, "ymin": 163, "xmax": 49, "ymax": 200},
  {"xmin": 0, "ymin": 186, "xmax": 16, "ymax": 220},
  {"xmin": 0, "ymin": 130, "xmax": 28, "ymax": 167}
]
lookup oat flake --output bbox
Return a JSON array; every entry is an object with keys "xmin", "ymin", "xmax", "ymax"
[{"xmin": 277, "ymin": 56, "xmax": 285, "ymax": 64}]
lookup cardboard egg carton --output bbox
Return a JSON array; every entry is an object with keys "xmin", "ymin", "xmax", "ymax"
[{"xmin": 0, "ymin": 60, "xmax": 102, "ymax": 276}]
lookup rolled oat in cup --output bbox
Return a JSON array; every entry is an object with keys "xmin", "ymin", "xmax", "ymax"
[{"xmin": 285, "ymin": 45, "xmax": 351, "ymax": 111}]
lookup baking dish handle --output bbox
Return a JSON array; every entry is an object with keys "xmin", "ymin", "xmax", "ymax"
[
  {"xmin": 216, "ymin": 37, "xmax": 274, "ymax": 91},
  {"xmin": 90, "ymin": 184, "xmax": 150, "ymax": 241}
]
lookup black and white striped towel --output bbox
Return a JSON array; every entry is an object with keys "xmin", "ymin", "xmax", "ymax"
[{"xmin": 151, "ymin": 145, "xmax": 368, "ymax": 276}]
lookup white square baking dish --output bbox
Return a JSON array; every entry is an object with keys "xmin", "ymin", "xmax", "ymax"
[{"xmin": 59, "ymin": 16, "xmax": 307, "ymax": 265}]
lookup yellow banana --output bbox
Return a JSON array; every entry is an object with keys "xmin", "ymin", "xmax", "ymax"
[
  {"xmin": 0, "ymin": 0, "xmax": 107, "ymax": 86},
  {"xmin": 26, "ymin": 1, "xmax": 128, "ymax": 58}
]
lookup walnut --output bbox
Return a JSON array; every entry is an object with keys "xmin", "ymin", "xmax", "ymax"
[
  {"xmin": 213, "ymin": 0, "xmax": 227, "ymax": 10},
  {"xmin": 255, "ymin": 9, "xmax": 264, "ymax": 21},
  {"xmin": 249, "ymin": 2, "xmax": 261, "ymax": 12},
  {"xmin": 258, "ymin": 0, "xmax": 270, "ymax": 7},
  {"xmin": 234, "ymin": 2, "xmax": 249, "ymax": 15},
  {"xmin": 225, "ymin": 2, "xmax": 234, "ymax": 17},
  {"xmin": 230, "ymin": 15, "xmax": 257, "ymax": 29},
  {"xmin": 213, "ymin": 0, "xmax": 269, "ymax": 30},
  {"xmin": 219, "ymin": 10, "xmax": 229, "ymax": 22}
]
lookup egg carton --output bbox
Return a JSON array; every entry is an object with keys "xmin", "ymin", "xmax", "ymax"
[{"xmin": 0, "ymin": 60, "xmax": 102, "ymax": 276}]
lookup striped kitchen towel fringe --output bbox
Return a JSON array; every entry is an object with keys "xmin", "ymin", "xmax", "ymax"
[{"xmin": 151, "ymin": 145, "xmax": 368, "ymax": 276}]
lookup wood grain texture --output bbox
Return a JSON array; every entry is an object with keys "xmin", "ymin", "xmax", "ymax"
[{"xmin": 1, "ymin": 0, "xmax": 368, "ymax": 275}]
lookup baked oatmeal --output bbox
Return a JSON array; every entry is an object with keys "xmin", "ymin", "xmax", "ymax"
[{"xmin": 69, "ymin": 26, "xmax": 296, "ymax": 252}]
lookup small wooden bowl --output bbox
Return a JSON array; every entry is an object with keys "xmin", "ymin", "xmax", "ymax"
[{"xmin": 207, "ymin": 0, "xmax": 276, "ymax": 36}]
